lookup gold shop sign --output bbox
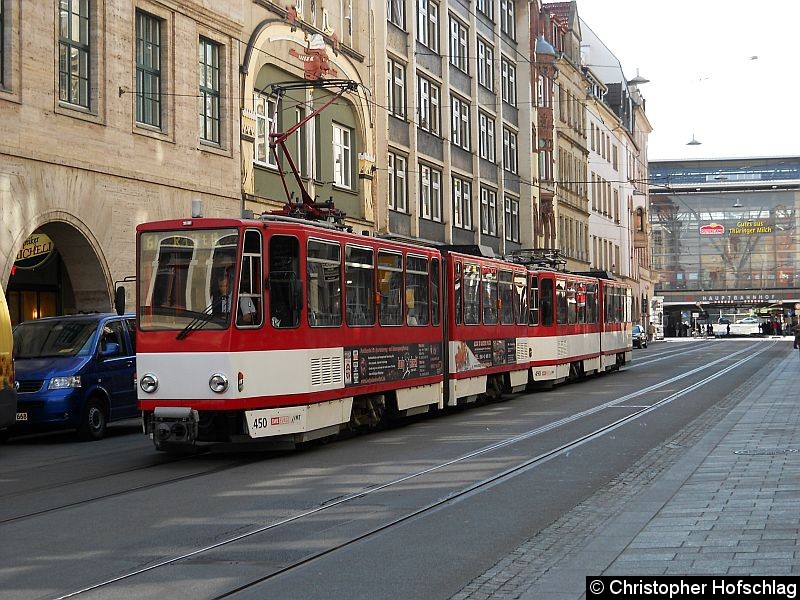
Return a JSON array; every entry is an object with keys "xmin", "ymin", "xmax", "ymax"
[{"xmin": 730, "ymin": 221, "xmax": 773, "ymax": 235}]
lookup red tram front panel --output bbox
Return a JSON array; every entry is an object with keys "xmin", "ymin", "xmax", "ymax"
[{"xmin": 136, "ymin": 217, "xmax": 443, "ymax": 448}]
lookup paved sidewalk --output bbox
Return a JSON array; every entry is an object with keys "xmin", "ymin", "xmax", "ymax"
[{"xmin": 457, "ymin": 347, "xmax": 800, "ymax": 599}]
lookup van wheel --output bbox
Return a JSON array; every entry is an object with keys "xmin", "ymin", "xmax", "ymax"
[{"xmin": 77, "ymin": 398, "xmax": 107, "ymax": 441}]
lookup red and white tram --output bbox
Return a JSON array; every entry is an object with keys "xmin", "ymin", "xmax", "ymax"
[{"xmin": 135, "ymin": 215, "xmax": 632, "ymax": 452}]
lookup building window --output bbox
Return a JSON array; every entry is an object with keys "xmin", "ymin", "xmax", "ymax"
[
  {"xmin": 135, "ymin": 10, "xmax": 161, "ymax": 128},
  {"xmin": 388, "ymin": 0, "xmax": 404, "ymax": 29},
  {"xmin": 199, "ymin": 37, "xmax": 220, "ymax": 144},
  {"xmin": 499, "ymin": 0, "xmax": 514, "ymax": 38},
  {"xmin": 502, "ymin": 127, "xmax": 517, "ymax": 174},
  {"xmin": 332, "ymin": 122, "xmax": 353, "ymax": 189},
  {"xmin": 417, "ymin": 0, "xmax": 438, "ymax": 52},
  {"xmin": 501, "ymin": 58, "xmax": 516, "ymax": 106},
  {"xmin": 386, "ymin": 57, "xmax": 406, "ymax": 119},
  {"xmin": 451, "ymin": 94, "xmax": 470, "ymax": 151},
  {"xmin": 449, "ymin": 16, "xmax": 468, "ymax": 73},
  {"xmin": 58, "ymin": 0, "xmax": 90, "ymax": 108},
  {"xmin": 480, "ymin": 187, "xmax": 497, "ymax": 236},
  {"xmin": 477, "ymin": 37, "xmax": 493, "ymax": 90},
  {"xmin": 476, "ymin": 0, "xmax": 493, "ymax": 21},
  {"xmin": 504, "ymin": 196, "xmax": 519, "ymax": 242},
  {"xmin": 292, "ymin": 105, "xmax": 313, "ymax": 178},
  {"xmin": 478, "ymin": 112, "xmax": 495, "ymax": 161},
  {"xmin": 417, "ymin": 74, "xmax": 440, "ymax": 134},
  {"xmin": 254, "ymin": 94, "xmax": 278, "ymax": 168},
  {"xmin": 388, "ymin": 151, "xmax": 407, "ymax": 212},
  {"xmin": 420, "ymin": 163, "xmax": 442, "ymax": 222},
  {"xmin": 452, "ymin": 175, "xmax": 472, "ymax": 229}
]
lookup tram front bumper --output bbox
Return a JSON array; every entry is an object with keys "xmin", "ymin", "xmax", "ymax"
[{"xmin": 150, "ymin": 407, "xmax": 199, "ymax": 449}]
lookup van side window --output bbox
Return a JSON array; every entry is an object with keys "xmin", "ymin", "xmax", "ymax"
[
  {"xmin": 124, "ymin": 318, "xmax": 136, "ymax": 354},
  {"xmin": 101, "ymin": 321, "xmax": 126, "ymax": 357}
]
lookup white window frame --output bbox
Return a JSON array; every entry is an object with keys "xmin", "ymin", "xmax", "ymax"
[
  {"xmin": 386, "ymin": 57, "xmax": 406, "ymax": 118},
  {"xmin": 452, "ymin": 175, "xmax": 472, "ymax": 229},
  {"xmin": 254, "ymin": 94, "xmax": 278, "ymax": 168},
  {"xmin": 451, "ymin": 94, "xmax": 470, "ymax": 151},
  {"xmin": 476, "ymin": 0, "xmax": 493, "ymax": 21},
  {"xmin": 388, "ymin": 151, "xmax": 408, "ymax": 212},
  {"xmin": 504, "ymin": 196, "xmax": 519, "ymax": 242},
  {"xmin": 449, "ymin": 16, "xmax": 468, "ymax": 73},
  {"xmin": 417, "ymin": 0, "xmax": 439, "ymax": 52},
  {"xmin": 477, "ymin": 37, "xmax": 493, "ymax": 90},
  {"xmin": 420, "ymin": 163, "xmax": 442, "ymax": 222},
  {"xmin": 500, "ymin": 0, "xmax": 514, "ymax": 38},
  {"xmin": 502, "ymin": 127, "xmax": 518, "ymax": 174},
  {"xmin": 417, "ymin": 74, "xmax": 440, "ymax": 134},
  {"xmin": 480, "ymin": 187, "xmax": 497, "ymax": 236},
  {"xmin": 478, "ymin": 111, "xmax": 495, "ymax": 161},
  {"xmin": 388, "ymin": 0, "xmax": 404, "ymax": 28},
  {"xmin": 332, "ymin": 122, "xmax": 353, "ymax": 189},
  {"xmin": 501, "ymin": 58, "xmax": 516, "ymax": 106}
]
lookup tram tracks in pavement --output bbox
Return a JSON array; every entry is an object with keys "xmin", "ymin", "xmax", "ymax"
[
  {"xmin": 0, "ymin": 453, "xmax": 269, "ymax": 525},
  {"xmin": 1, "ymin": 340, "xmax": 746, "ymax": 525},
  {"xmin": 55, "ymin": 341, "xmax": 775, "ymax": 599}
]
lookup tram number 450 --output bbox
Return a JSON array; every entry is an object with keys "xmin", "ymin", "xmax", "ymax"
[{"xmin": 251, "ymin": 414, "xmax": 302, "ymax": 429}]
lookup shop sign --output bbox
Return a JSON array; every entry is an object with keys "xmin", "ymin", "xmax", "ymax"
[
  {"xmin": 15, "ymin": 233, "xmax": 54, "ymax": 270},
  {"xmin": 699, "ymin": 223, "xmax": 725, "ymax": 235},
  {"xmin": 730, "ymin": 220, "xmax": 773, "ymax": 235}
]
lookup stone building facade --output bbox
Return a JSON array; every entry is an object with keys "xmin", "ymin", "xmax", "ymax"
[{"xmin": 1, "ymin": 1, "xmax": 243, "ymax": 323}]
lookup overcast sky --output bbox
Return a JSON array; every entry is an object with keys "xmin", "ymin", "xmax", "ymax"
[{"xmin": 574, "ymin": 0, "xmax": 798, "ymax": 161}]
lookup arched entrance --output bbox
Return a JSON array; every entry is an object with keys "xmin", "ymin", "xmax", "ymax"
[{"xmin": 7, "ymin": 221, "xmax": 112, "ymax": 325}]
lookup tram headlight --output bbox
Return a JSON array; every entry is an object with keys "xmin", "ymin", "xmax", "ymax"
[
  {"xmin": 209, "ymin": 373, "xmax": 229, "ymax": 393},
  {"xmin": 140, "ymin": 373, "xmax": 159, "ymax": 394}
]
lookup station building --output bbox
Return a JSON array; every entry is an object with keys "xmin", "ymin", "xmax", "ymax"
[{"xmin": 649, "ymin": 157, "xmax": 800, "ymax": 336}]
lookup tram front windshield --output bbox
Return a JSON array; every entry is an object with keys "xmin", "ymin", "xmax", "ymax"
[{"xmin": 138, "ymin": 229, "xmax": 240, "ymax": 331}]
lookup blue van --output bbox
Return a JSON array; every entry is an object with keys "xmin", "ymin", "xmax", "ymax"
[{"xmin": 11, "ymin": 313, "xmax": 137, "ymax": 441}]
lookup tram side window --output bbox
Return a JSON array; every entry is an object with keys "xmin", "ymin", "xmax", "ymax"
[
  {"xmin": 527, "ymin": 275, "xmax": 538, "ymax": 325},
  {"xmin": 576, "ymin": 283, "xmax": 586, "ymax": 324},
  {"xmin": 556, "ymin": 279, "xmax": 568, "ymax": 325},
  {"xmin": 378, "ymin": 251, "xmax": 403, "ymax": 326},
  {"xmin": 454, "ymin": 261, "xmax": 463, "ymax": 325},
  {"xmin": 515, "ymin": 272, "xmax": 528, "ymax": 325},
  {"xmin": 406, "ymin": 255, "xmax": 429, "ymax": 326},
  {"xmin": 345, "ymin": 245, "xmax": 375, "ymax": 326},
  {"xmin": 268, "ymin": 236, "xmax": 301, "ymax": 328},
  {"xmin": 540, "ymin": 278, "xmax": 554, "ymax": 326},
  {"xmin": 499, "ymin": 270, "xmax": 515, "ymax": 325},
  {"xmin": 237, "ymin": 230, "xmax": 263, "ymax": 327},
  {"xmin": 566, "ymin": 280, "xmax": 577, "ymax": 325},
  {"xmin": 585, "ymin": 283, "xmax": 597, "ymax": 324},
  {"xmin": 307, "ymin": 240, "xmax": 342, "ymax": 327},
  {"xmin": 483, "ymin": 268, "xmax": 498, "ymax": 325},
  {"xmin": 463, "ymin": 263, "xmax": 481, "ymax": 325},
  {"xmin": 431, "ymin": 258, "xmax": 441, "ymax": 326}
]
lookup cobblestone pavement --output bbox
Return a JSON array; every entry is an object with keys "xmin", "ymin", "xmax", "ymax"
[{"xmin": 453, "ymin": 345, "xmax": 800, "ymax": 600}]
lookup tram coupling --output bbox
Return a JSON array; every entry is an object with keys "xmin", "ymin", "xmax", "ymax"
[{"xmin": 148, "ymin": 407, "xmax": 199, "ymax": 451}]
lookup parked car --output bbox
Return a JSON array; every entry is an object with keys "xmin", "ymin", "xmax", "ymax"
[
  {"xmin": 0, "ymin": 286, "xmax": 16, "ymax": 438},
  {"xmin": 10, "ymin": 313, "xmax": 137, "ymax": 441},
  {"xmin": 632, "ymin": 324, "xmax": 648, "ymax": 348},
  {"xmin": 735, "ymin": 317, "xmax": 759, "ymax": 324}
]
